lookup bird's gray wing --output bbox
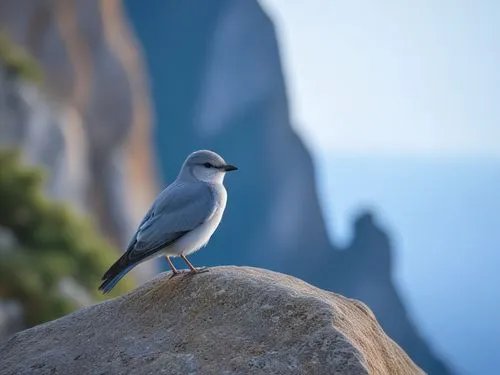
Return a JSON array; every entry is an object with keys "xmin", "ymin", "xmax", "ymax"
[{"xmin": 125, "ymin": 181, "xmax": 216, "ymax": 263}]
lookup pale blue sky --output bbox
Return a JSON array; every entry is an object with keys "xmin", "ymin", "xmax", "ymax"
[{"xmin": 260, "ymin": 0, "xmax": 500, "ymax": 157}]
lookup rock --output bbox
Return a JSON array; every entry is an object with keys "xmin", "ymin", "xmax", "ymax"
[{"xmin": 0, "ymin": 266, "xmax": 424, "ymax": 375}]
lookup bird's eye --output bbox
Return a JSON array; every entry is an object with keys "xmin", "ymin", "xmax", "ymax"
[{"xmin": 203, "ymin": 162, "xmax": 212, "ymax": 168}]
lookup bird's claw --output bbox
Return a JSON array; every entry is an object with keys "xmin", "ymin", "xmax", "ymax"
[
  {"xmin": 168, "ymin": 270, "xmax": 187, "ymax": 279},
  {"xmin": 168, "ymin": 268, "xmax": 207, "ymax": 279},
  {"xmin": 188, "ymin": 267, "xmax": 209, "ymax": 275}
]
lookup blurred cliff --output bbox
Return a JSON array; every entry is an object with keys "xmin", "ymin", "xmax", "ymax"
[
  {"xmin": 126, "ymin": 0, "xmax": 453, "ymax": 374},
  {"xmin": 0, "ymin": 149, "xmax": 133, "ymax": 335},
  {"xmin": 0, "ymin": 0, "xmax": 159, "ymax": 284}
]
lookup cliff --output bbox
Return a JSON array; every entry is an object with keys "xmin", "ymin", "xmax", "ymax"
[
  {"xmin": 0, "ymin": 267, "xmax": 424, "ymax": 375},
  {"xmin": 0, "ymin": 0, "xmax": 159, "ymax": 283}
]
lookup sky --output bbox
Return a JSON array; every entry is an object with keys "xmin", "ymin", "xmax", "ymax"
[
  {"xmin": 259, "ymin": 0, "xmax": 500, "ymax": 158},
  {"xmin": 259, "ymin": 1, "xmax": 500, "ymax": 374}
]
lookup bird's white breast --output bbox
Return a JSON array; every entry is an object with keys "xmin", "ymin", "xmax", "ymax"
[{"xmin": 166, "ymin": 185, "xmax": 227, "ymax": 256}]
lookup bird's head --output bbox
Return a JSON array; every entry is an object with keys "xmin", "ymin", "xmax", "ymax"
[{"xmin": 180, "ymin": 149, "xmax": 238, "ymax": 184}]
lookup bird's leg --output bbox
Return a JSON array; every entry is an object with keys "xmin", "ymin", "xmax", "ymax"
[
  {"xmin": 180, "ymin": 254, "xmax": 209, "ymax": 274},
  {"xmin": 165, "ymin": 256, "xmax": 181, "ymax": 278}
]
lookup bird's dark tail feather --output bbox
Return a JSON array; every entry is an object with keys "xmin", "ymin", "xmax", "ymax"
[{"xmin": 99, "ymin": 253, "xmax": 136, "ymax": 294}]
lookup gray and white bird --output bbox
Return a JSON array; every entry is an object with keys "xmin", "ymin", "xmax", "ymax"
[{"xmin": 99, "ymin": 149, "xmax": 237, "ymax": 293}]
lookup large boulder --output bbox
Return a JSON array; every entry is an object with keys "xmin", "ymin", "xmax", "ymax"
[{"xmin": 0, "ymin": 267, "xmax": 424, "ymax": 375}]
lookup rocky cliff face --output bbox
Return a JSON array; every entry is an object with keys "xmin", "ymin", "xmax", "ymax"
[
  {"xmin": 124, "ymin": 1, "xmax": 452, "ymax": 374},
  {"xmin": 0, "ymin": 267, "xmax": 425, "ymax": 375},
  {"xmin": 0, "ymin": 0, "xmax": 159, "ymax": 283}
]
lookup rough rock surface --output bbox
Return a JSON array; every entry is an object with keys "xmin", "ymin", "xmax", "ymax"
[{"xmin": 0, "ymin": 267, "xmax": 423, "ymax": 375}]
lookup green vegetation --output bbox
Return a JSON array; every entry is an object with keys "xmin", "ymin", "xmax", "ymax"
[
  {"xmin": 0, "ymin": 149, "xmax": 133, "ymax": 327},
  {"xmin": 0, "ymin": 33, "xmax": 43, "ymax": 84}
]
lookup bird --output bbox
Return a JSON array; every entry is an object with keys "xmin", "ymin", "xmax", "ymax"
[{"xmin": 98, "ymin": 149, "xmax": 238, "ymax": 294}]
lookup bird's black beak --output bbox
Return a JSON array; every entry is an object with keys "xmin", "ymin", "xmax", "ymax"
[{"xmin": 221, "ymin": 164, "xmax": 238, "ymax": 172}]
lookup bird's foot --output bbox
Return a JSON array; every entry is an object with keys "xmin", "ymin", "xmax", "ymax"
[
  {"xmin": 168, "ymin": 270, "xmax": 188, "ymax": 279},
  {"xmin": 168, "ymin": 272, "xmax": 179, "ymax": 280},
  {"xmin": 188, "ymin": 267, "xmax": 209, "ymax": 275}
]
